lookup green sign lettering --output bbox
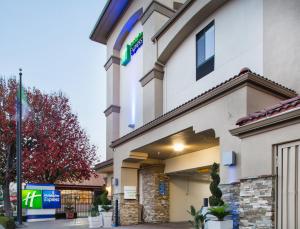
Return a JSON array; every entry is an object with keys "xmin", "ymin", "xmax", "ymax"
[{"xmin": 121, "ymin": 32, "xmax": 143, "ymax": 66}]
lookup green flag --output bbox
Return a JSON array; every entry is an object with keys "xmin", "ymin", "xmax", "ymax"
[{"xmin": 17, "ymin": 87, "xmax": 31, "ymax": 120}]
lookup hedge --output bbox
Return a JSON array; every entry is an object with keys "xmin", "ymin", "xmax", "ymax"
[{"xmin": 0, "ymin": 216, "xmax": 15, "ymax": 229}]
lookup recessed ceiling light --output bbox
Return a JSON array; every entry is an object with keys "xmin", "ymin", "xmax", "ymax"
[{"xmin": 173, "ymin": 143, "xmax": 185, "ymax": 152}]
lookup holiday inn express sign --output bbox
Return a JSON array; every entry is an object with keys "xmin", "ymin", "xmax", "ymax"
[
  {"xmin": 22, "ymin": 189, "xmax": 61, "ymax": 209},
  {"xmin": 121, "ymin": 32, "xmax": 143, "ymax": 66}
]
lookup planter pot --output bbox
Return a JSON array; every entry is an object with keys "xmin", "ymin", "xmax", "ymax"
[
  {"xmin": 207, "ymin": 220, "xmax": 233, "ymax": 229},
  {"xmin": 101, "ymin": 212, "xmax": 113, "ymax": 228},
  {"xmin": 65, "ymin": 211, "xmax": 75, "ymax": 219},
  {"xmin": 88, "ymin": 216, "xmax": 102, "ymax": 228}
]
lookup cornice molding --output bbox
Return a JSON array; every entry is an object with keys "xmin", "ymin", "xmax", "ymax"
[
  {"xmin": 139, "ymin": 67, "xmax": 164, "ymax": 87},
  {"xmin": 152, "ymin": 0, "xmax": 194, "ymax": 41},
  {"xmin": 230, "ymin": 108, "xmax": 300, "ymax": 138},
  {"xmin": 94, "ymin": 158, "xmax": 113, "ymax": 171},
  {"xmin": 110, "ymin": 72, "xmax": 296, "ymax": 148},
  {"xmin": 141, "ymin": 0, "xmax": 175, "ymax": 25},
  {"xmin": 104, "ymin": 55, "xmax": 120, "ymax": 71},
  {"xmin": 104, "ymin": 105, "xmax": 121, "ymax": 117}
]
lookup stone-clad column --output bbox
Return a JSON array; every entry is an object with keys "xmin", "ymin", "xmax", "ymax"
[
  {"xmin": 239, "ymin": 176, "xmax": 275, "ymax": 229},
  {"xmin": 220, "ymin": 182, "xmax": 240, "ymax": 229},
  {"xmin": 140, "ymin": 165, "xmax": 169, "ymax": 223},
  {"xmin": 113, "ymin": 164, "xmax": 140, "ymax": 226},
  {"xmin": 113, "ymin": 193, "xmax": 139, "ymax": 226}
]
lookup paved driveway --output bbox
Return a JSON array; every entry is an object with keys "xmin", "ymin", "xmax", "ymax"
[{"xmin": 25, "ymin": 218, "xmax": 191, "ymax": 229}]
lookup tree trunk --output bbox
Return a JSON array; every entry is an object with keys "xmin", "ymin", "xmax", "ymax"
[{"xmin": 2, "ymin": 181, "xmax": 12, "ymax": 217}]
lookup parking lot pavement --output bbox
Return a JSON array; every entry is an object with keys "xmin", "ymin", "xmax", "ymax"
[{"xmin": 24, "ymin": 218, "xmax": 191, "ymax": 229}]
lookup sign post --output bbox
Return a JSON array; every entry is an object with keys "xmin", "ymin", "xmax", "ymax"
[{"xmin": 16, "ymin": 69, "xmax": 23, "ymax": 225}]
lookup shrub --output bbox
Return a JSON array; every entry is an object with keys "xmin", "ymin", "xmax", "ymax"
[
  {"xmin": 0, "ymin": 216, "xmax": 16, "ymax": 229},
  {"xmin": 209, "ymin": 163, "xmax": 224, "ymax": 206},
  {"xmin": 207, "ymin": 204, "xmax": 231, "ymax": 221}
]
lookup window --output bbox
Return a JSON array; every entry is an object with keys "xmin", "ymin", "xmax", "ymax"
[{"xmin": 196, "ymin": 21, "xmax": 215, "ymax": 80}]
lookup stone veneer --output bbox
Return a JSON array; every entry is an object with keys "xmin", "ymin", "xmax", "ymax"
[
  {"xmin": 220, "ymin": 182, "xmax": 240, "ymax": 229},
  {"xmin": 113, "ymin": 193, "xmax": 139, "ymax": 226},
  {"xmin": 140, "ymin": 165, "xmax": 169, "ymax": 223},
  {"xmin": 239, "ymin": 176, "xmax": 275, "ymax": 229},
  {"xmin": 220, "ymin": 176, "xmax": 275, "ymax": 229}
]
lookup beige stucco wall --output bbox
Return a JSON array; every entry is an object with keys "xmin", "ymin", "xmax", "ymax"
[
  {"xmin": 263, "ymin": 0, "xmax": 300, "ymax": 94},
  {"xmin": 113, "ymin": 87, "xmax": 247, "ymax": 194},
  {"xmin": 106, "ymin": 112, "xmax": 120, "ymax": 159},
  {"xmin": 169, "ymin": 177, "xmax": 210, "ymax": 222},
  {"xmin": 240, "ymin": 121, "xmax": 300, "ymax": 178},
  {"xmin": 246, "ymin": 86, "xmax": 282, "ymax": 114},
  {"xmin": 106, "ymin": 0, "xmax": 151, "ymax": 58},
  {"xmin": 142, "ymin": 78, "xmax": 164, "ymax": 124},
  {"xmin": 165, "ymin": 146, "xmax": 220, "ymax": 174},
  {"xmin": 163, "ymin": 0, "xmax": 263, "ymax": 112},
  {"xmin": 113, "ymin": 85, "xmax": 287, "ymax": 195},
  {"xmin": 143, "ymin": 11, "xmax": 170, "ymax": 75},
  {"xmin": 119, "ymin": 22, "xmax": 144, "ymax": 136}
]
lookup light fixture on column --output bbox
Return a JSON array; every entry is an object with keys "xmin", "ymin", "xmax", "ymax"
[{"xmin": 128, "ymin": 124, "xmax": 135, "ymax": 129}]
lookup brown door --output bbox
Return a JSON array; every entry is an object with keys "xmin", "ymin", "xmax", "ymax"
[{"xmin": 276, "ymin": 141, "xmax": 300, "ymax": 229}]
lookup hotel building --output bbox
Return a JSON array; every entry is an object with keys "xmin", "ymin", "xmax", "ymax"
[{"xmin": 91, "ymin": 0, "xmax": 300, "ymax": 228}]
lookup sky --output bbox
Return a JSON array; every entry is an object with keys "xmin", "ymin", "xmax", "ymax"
[{"xmin": 0, "ymin": 1, "xmax": 107, "ymax": 162}]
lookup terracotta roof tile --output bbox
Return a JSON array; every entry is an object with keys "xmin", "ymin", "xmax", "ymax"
[
  {"xmin": 236, "ymin": 96, "xmax": 300, "ymax": 126},
  {"xmin": 55, "ymin": 174, "xmax": 105, "ymax": 187}
]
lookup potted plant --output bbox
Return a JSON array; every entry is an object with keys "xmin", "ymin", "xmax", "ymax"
[
  {"xmin": 207, "ymin": 204, "xmax": 232, "ymax": 229},
  {"xmin": 88, "ymin": 206, "xmax": 102, "ymax": 228},
  {"xmin": 98, "ymin": 191, "xmax": 112, "ymax": 228},
  {"xmin": 187, "ymin": 206, "xmax": 206, "ymax": 229},
  {"xmin": 64, "ymin": 202, "xmax": 75, "ymax": 219},
  {"xmin": 100, "ymin": 205, "xmax": 112, "ymax": 228},
  {"xmin": 206, "ymin": 163, "xmax": 232, "ymax": 229},
  {"xmin": 97, "ymin": 191, "xmax": 111, "ymax": 212}
]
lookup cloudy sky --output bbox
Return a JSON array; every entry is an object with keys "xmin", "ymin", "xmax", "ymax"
[{"xmin": 0, "ymin": 1, "xmax": 107, "ymax": 162}]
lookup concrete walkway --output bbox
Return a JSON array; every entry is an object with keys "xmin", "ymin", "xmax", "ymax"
[{"xmin": 25, "ymin": 218, "xmax": 191, "ymax": 229}]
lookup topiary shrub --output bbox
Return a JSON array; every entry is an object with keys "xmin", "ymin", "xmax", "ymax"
[{"xmin": 209, "ymin": 163, "xmax": 224, "ymax": 206}]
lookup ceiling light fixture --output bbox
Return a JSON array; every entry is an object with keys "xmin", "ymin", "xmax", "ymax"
[{"xmin": 173, "ymin": 143, "xmax": 185, "ymax": 152}]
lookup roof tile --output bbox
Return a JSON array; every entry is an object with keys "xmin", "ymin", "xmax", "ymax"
[{"xmin": 236, "ymin": 96, "xmax": 300, "ymax": 126}]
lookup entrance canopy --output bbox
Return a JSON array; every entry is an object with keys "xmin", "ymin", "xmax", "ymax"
[{"xmin": 130, "ymin": 127, "xmax": 219, "ymax": 161}]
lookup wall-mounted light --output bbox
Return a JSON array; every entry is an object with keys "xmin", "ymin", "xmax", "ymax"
[
  {"xmin": 173, "ymin": 143, "xmax": 185, "ymax": 152},
  {"xmin": 128, "ymin": 124, "xmax": 135, "ymax": 129},
  {"xmin": 106, "ymin": 186, "xmax": 112, "ymax": 196}
]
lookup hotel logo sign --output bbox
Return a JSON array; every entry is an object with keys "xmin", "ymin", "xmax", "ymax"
[
  {"xmin": 121, "ymin": 32, "xmax": 143, "ymax": 66},
  {"xmin": 22, "ymin": 190, "xmax": 42, "ymax": 209},
  {"xmin": 42, "ymin": 190, "xmax": 61, "ymax": 209},
  {"xmin": 22, "ymin": 189, "xmax": 61, "ymax": 209}
]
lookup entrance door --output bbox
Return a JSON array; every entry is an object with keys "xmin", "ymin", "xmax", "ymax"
[{"xmin": 276, "ymin": 141, "xmax": 300, "ymax": 229}]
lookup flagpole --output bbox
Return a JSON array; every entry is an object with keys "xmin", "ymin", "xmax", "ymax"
[{"xmin": 16, "ymin": 68, "xmax": 23, "ymax": 226}]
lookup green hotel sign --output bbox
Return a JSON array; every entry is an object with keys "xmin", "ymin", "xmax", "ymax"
[
  {"xmin": 22, "ymin": 190, "xmax": 42, "ymax": 209},
  {"xmin": 121, "ymin": 32, "xmax": 143, "ymax": 66}
]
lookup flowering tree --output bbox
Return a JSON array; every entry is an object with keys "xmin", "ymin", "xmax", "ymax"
[
  {"xmin": 0, "ymin": 78, "xmax": 97, "ymax": 215},
  {"xmin": 23, "ymin": 88, "xmax": 97, "ymax": 183},
  {"xmin": 0, "ymin": 78, "xmax": 17, "ymax": 216}
]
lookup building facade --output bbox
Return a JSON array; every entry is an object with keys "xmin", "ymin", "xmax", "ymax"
[{"xmin": 91, "ymin": 0, "xmax": 300, "ymax": 228}]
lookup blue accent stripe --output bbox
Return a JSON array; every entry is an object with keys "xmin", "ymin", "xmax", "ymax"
[
  {"xmin": 27, "ymin": 214, "xmax": 55, "ymax": 219},
  {"xmin": 27, "ymin": 183, "xmax": 55, "ymax": 187}
]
